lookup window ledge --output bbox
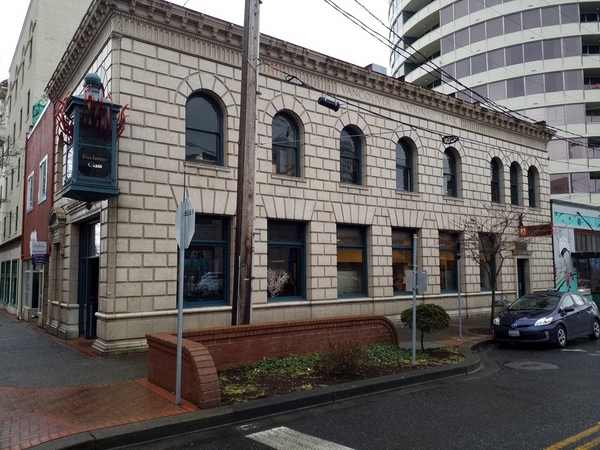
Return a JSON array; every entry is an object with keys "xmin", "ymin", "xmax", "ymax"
[
  {"xmin": 184, "ymin": 162, "xmax": 231, "ymax": 174},
  {"xmin": 339, "ymin": 183, "xmax": 368, "ymax": 193},
  {"xmin": 395, "ymin": 190, "xmax": 420, "ymax": 200},
  {"xmin": 270, "ymin": 173, "xmax": 308, "ymax": 185},
  {"xmin": 444, "ymin": 196, "xmax": 463, "ymax": 205}
]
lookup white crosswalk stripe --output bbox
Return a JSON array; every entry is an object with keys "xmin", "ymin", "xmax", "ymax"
[{"xmin": 247, "ymin": 426, "xmax": 355, "ymax": 450}]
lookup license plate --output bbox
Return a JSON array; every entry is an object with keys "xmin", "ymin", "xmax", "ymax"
[{"xmin": 508, "ymin": 329, "xmax": 520, "ymax": 337}]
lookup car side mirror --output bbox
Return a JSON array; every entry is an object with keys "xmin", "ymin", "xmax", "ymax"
[{"xmin": 563, "ymin": 306, "xmax": 575, "ymax": 313}]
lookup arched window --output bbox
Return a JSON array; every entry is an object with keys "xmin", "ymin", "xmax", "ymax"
[
  {"xmin": 340, "ymin": 126, "xmax": 362, "ymax": 185},
  {"xmin": 185, "ymin": 92, "xmax": 222, "ymax": 165},
  {"xmin": 396, "ymin": 139, "xmax": 413, "ymax": 191},
  {"xmin": 491, "ymin": 158, "xmax": 502, "ymax": 203},
  {"xmin": 272, "ymin": 112, "xmax": 300, "ymax": 176},
  {"xmin": 510, "ymin": 162, "xmax": 521, "ymax": 205},
  {"xmin": 443, "ymin": 148, "xmax": 457, "ymax": 197},
  {"xmin": 528, "ymin": 166, "xmax": 539, "ymax": 207}
]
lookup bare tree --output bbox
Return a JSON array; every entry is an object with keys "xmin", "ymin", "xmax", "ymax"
[{"xmin": 456, "ymin": 202, "xmax": 534, "ymax": 330}]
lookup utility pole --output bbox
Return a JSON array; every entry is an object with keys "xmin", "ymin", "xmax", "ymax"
[{"xmin": 232, "ymin": 0, "xmax": 260, "ymax": 325}]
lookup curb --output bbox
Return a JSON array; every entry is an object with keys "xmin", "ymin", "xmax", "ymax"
[{"xmin": 32, "ymin": 340, "xmax": 488, "ymax": 450}]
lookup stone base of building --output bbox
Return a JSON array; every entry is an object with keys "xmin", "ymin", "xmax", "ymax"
[{"xmin": 92, "ymin": 337, "xmax": 149, "ymax": 357}]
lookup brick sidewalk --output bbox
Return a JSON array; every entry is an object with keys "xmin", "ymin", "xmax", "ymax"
[{"xmin": 0, "ymin": 380, "xmax": 195, "ymax": 449}]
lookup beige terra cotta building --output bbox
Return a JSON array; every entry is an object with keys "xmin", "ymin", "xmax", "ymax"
[{"xmin": 43, "ymin": 0, "xmax": 555, "ymax": 355}]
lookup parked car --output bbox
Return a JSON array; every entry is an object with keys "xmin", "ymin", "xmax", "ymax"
[
  {"xmin": 198, "ymin": 272, "xmax": 223, "ymax": 296},
  {"xmin": 492, "ymin": 291, "xmax": 600, "ymax": 347}
]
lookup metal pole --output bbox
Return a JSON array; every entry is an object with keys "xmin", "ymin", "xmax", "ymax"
[
  {"xmin": 457, "ymin": 255, "xmax": 462, "ymax": 339},
  {"xmin": 411, "ymin": 233, "xmax": 418, "ymax": 366},
  {"xmin": 232, "ymin": 0, "xmax": 260, "ymax": 325},
  {"xmin": 175, "ymin": 207, "xmax": 185, "ymax": 405}
]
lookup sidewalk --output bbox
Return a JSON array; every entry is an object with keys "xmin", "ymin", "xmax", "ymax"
[{"xmin": 0, "ymin": 310, "xmax": 491, "ymax": 450}]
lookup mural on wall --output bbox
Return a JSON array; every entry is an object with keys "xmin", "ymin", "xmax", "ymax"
[
  {"xmin": 553, "ymin": 225, "xmax": 575, "ymax": 292},
  {"xmin": 31, "ymin": 99, "xmax": 47, "ymax": 125},
  {"xmin": 553, "ymin": 210, "xmax": 600, "ymax": 296}
]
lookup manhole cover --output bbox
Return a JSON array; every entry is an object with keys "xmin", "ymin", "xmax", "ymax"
[{"xmin": 504, "ymin": 361, "xmax": 559, "ymax": 371}]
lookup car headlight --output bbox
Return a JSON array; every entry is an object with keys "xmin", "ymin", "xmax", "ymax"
[
  {"xmin": 493, "ymin": 317, "xmax": 500, "ymax": 326},
  {"xmin": 534, "ymin": 317, "xmax": 553, "ymax": 326}
]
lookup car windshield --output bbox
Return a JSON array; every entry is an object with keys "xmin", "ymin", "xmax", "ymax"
[{"xmin": 508, "ymin": 294, "xmax": 559, "ymax": 311}]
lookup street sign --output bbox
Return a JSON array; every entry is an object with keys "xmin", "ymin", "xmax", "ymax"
[
  {"xmin": 30, "ymin": 241, "xmax": 47, "ymax": 256},
  {"xmin": 175, "ymin": 198, "xmax": 195, "ymax": 249}
]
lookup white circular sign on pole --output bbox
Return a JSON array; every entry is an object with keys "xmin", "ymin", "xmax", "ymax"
[{"xmin": 175, "ymin": 198, "xmax": 195, "ymax": 249}]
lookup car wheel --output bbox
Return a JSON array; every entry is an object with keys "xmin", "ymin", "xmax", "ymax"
[
  {"xmin": 589, "ymin": 320, "xmax": 600, "ymax": 340},
  {"xmin": 200, "ymin": 285, "xmax": 210, "ymax": 297},
  {"xmin": 556, "ymin": 326, "xmax": 567, "ymax": 348}
]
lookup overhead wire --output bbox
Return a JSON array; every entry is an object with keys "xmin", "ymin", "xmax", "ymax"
[{"xmin": 323, "ymin": 0, "xmax": 600, "ymax": 181}]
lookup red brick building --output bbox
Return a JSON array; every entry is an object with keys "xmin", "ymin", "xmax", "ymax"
[{"xmin": 21, "ymin": 101, "xmax": 53, "ymax": 325}]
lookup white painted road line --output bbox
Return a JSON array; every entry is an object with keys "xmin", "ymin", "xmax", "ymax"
[{"xmin": 247, "ymin": 426, "xmax": 355, "ymax": 450}]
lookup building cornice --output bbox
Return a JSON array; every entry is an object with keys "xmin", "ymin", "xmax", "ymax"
[{"xmin": 46, "ymin": 0, "xmax": 555, "ymax": 144}]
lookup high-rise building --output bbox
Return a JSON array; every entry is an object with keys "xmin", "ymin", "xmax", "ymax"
[{"xmin": 389, "ymin": 0, "xmax": 600, "ymax": 205}]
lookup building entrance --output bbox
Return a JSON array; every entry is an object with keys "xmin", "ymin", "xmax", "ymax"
[
  {"xmin": 517, "ymin": 259, "xmax": 529, "ymax": 298},
  {"xmin": 78, "ymin": 222, "xmax": 100, "ymax": 339}
]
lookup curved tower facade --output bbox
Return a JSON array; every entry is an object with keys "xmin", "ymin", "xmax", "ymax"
[{"xmin": 390, "ymin": 0, "xmax": 600, "ymax": 205}]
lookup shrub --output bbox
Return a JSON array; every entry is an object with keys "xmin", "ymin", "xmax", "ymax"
[
  {"xmin": 400, "ymin": 303, "xmax": 451, "ymax": 351},
  {"xmin": 318, "ymin": 339, "xmax": 368, "ymax": 376}
]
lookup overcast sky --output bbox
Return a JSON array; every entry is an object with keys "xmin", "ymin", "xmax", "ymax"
[{"xmin": 0, "ymin": 0, "xmax": 392, "ymax": 82}]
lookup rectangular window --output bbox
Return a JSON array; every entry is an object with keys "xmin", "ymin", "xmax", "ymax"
[
  {"xmin": 0, "ymin": 261, "xmax": 6, "ymax": 303},
  {"xmin": 38, "ymin": 156, "xmax": 47, "ymax": 203},
  {"xmin": 525, "ymin": 74, "xmax": 545, "ymax": 95},
  {"xmin": 456, "ymin": 58, "xmax": 470, "ymax": 78},
  {"xmin": 545, "ymin": 72, "xmax": 564, "ymax": 93},
  {"xmin": 471, "ymin": 54, "xmax": 487, "ymax": 74},
  {"xmin": 183, "ymin": 215, "xmax": 229, "ymax": 306},
  {"xmin": 546, "ymin": 106, "xmax": 566, "ymax": 126},
  {"xmin": 487, "ymin": 49, "xmax": 505, "ymax": 70},
  {"xmin": 469, "ymin": 0, "xmax": 484, "ymax": 14},
  {"xmin": 562, "ymin": 36, "xmax": 581, "ymax": 58},
  {"xmin": 524, "ymin": 41, "xmax": 543, "ymax": 62},
  {"xmin": 455, "ymin": 29, "xmax": 469, "ymax": 50},
  {"xmin": 543, "ymin": 39, "xmax": 562, "ymax": 59},
  {"xmin": 267, "ymin": 220, "xmax": 305, "ymax": 300},
  {"xmin": 550, "ymin": 174, "xmax": 570, "ymax": 194},
  {"xmin": 560, "ymin": 4, "xmax": 579, "ymax": 24},
  {"xmin": 392, "ymin": 229, "xmax": 414, "ymax": 295},
  {"xmin": 440, "ymin": 5, "xmax": 453, "ymax": 26},
  {"xmin": 564, "ymin": 70, "xmax": 583, "ymax": 91},
  {"xmin": 441, "ymin": 35, "xmax": 455, "ymax": 54},
  {"xmin": 522, "ymin": 9, "xmax": 541, "ymax": 29},
  {"xmin": 488, "ymin": 81, "xmax": 506, "ymax": 101},
  {"xmin": 486, "ymin": 17, "xmax": 504, "ymax": 38},
  {"xmin": 506, "ymin": 77, "xmax": 524, "ymax": 98},
  {"xmin": 592, "ymin": 173, "xmax": 600, "ymax": 193},
  {"xmin": 454, "ymin": 0, "xmax": 468, "ymax": 19},
  {"xmin": 505, "ymin": 45, "xmax": 523, "ymax": 66},
  {"xmin": 26, "ymin": 172, "xmax": 34, "ymax": 212},
  {"xmin": 571, "ymin": 172, "xmax": 589, "ymax": 193},
  {"xmin": 470, "ymin": 23, "xmax": 486, "ymax": 44},
  {"xmin": 504, "ymin": 12, "xmax": 522, "ymax": 34},
  {"xmin": 541, "ymin": 6, "xmax": 560, "ymax": 26},
  {"xmin": 337, "ymin": 225, "xmax": 367, "ymax": 297},
  {"xmin": 439, "ymin": 232, "xmax": 459, "ymax": 292}
]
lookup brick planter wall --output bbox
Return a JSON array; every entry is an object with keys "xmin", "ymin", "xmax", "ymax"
[{"xmin": 147, "ymin": 315, "xmax": 398, "ymax": 408}]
